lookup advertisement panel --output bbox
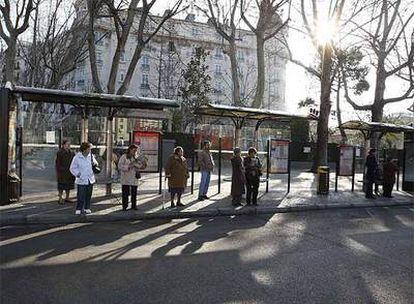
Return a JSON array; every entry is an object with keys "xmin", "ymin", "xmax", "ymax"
[
  {"xmin": 404, "ymin": 142, "xmax": 414, "ymax": 182},
  {"xmin": 132, "ymin": 131, "xmax": 160, "ymax": 172},
  {"xmin": 270, "ymin": 139, "xmax": 289, "ymax": 174},
  {"xmin": 339, "ymin": 145, "xmax": 354, "ymax": 176}
]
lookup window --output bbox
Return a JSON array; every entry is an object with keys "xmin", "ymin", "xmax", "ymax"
[
  {"xmin": 120, "ymin": 51, "xmax": 126, "ymax": 62},
  {"xmin": 120, "ymin": 72, "xmax": 124, "ymax": 82},
  {"xmin": 96, "ymin": 52, "xmax": 102, "ymax": 65},
  {"xmin": 141, "ymin": 55, "xmax": 150, "ymax": 70},
  {"xmin": 214, "ymin": 48, "xmax": 223, "ymax": 59},
  {"xmin": 215, "ymin": 64, "xmax": 222, "ymax": 75},
  {"xmin": 15, "ymin": 61, "xmax": 20, "ymax": 69},
  {"xmin": 237, "ymin": 50, "xmax": 245, "ymax": 61},
  {"xmin": 141, "ymin": 74, "xmax": 149, "ymax": 89},
  {"xmin": 192, "ymin": 27, "xmax": 199, "ymax": 36}
]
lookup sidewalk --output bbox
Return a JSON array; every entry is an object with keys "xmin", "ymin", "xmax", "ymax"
[{"xmin": 1, "ymin": 172, "xmax": 412, "ymax": 225}]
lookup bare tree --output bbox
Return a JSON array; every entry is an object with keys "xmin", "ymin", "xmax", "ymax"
[
  {"xmin": 87, "ymin": 0, "xmax": 186, "ymax": 95},
  {"xmin": 240, "ymin": 0, "xmax": 289, "ymax": 108},
  {"xmin": 196, "ymin": 0, "xmax": 243, "ymax": 106},
  {"xmin": 342, "ymin": 0, "xmax": 414, "ymax": 148},
  {"xmin": 0, "ymin": 0, "xmax": 35, "ymax": 84}
]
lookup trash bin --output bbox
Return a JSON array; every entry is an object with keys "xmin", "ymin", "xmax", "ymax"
[
  {"xmin": 317, "ymin": 166, "xmax": 329, "ymax": 195},
  {"xmin": 8, "ymin": 172, "xmax": 20, "ymax": 203}
]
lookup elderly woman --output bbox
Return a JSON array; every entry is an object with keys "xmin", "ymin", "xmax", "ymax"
[
  {"xmin": 55, "ymin": 139, "xmax": 75, "ymax": 204},
  {"xmin": 69, "ymin": 142, "xmax": 97, "ymax": 215},
  {"xmin": 165, "ymin": 146, "xmax": 189, "ymax": 208},
  {"xmin": 243, "ymin": 147, "xmax": 262, "ymax": 206},
  {"xmin": 231, "ymin": 147, "xmax": 246, "ymax": 206},
  {"xmin": 118, "ymin": 144, "xmax": 146, "ymax": 211}
]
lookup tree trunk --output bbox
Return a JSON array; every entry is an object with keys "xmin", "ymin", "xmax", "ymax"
[
  {"xmin": 336, "ymin": 79, "xmax": 347, "ymax": 143},
  {"xmin": 87, "ymin": 0, "xmax": 103, "ymax": 93},
  {"xmin": 228, "ymin": 41, "xmax": 241, "ymax": 106},
  {"xmin": 252, "ymin": 34, "xmax": 265, "ymax": 108},
  {"xmin": 311, "ymin": 45, "xmax": 333, "ymax": 171},
  {"xmin": 117, "ymin": 44, "xmax": 144, "ymax": 95},
  {"xmin": 370, "ymin": 57, "xmax": 386, "ymax": 149},
  {"xmin": 3, "ymin": 38, "xmax": 17, "ymax": 84},
  {"xmin": 107, "ymin": 44, "xmax": 124, "ymax": 94}
]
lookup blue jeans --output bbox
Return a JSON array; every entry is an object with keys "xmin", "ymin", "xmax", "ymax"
[
  {"xmin": 199, "ymin": 170, "xmax": 211, "ymax": 197},
  {"xmin": 76, "ymin": 183, "xmax": 93, "ymax": 211}
]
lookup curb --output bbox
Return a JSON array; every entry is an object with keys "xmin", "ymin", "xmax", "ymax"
[{"xmin": 1, "ymin": 201, "xmax": 413, "ymax": 226}]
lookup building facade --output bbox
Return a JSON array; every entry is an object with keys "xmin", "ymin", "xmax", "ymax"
[{"xmin": 70, "ymin": 1, "xmax": 287, "ymax": 112}]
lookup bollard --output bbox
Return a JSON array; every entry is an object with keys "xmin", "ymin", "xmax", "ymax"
[{"xmin": 317, "ymin": 166, "xmax": 330, "ymax": 195}]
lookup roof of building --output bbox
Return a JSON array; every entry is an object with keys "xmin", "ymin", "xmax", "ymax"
[
  {"xmin": 340, "ymin": 120, "xmax": 414, "ymax": 133},
  {"xmin": 8, "ymin": 86, "xmax": 179, "ymax": 110},
  {"xmin": 196, "ymin": 103, "xmax": 316, "ymax": 121}
]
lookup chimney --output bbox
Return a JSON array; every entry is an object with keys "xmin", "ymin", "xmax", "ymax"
[{"xmin": 163, "ymin": 9, "xmax": 172, "ymax": 17}]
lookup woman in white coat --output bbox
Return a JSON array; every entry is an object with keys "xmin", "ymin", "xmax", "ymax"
[{"xmin": 118, "ymin": 144, "xmax": 146, "ymax": 210}]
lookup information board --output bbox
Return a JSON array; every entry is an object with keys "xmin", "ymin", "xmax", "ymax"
[
  {"xmin": 270, "ymin": 139, "xmax": 289, "ymax": 174},
  {"xmin": 404, "ymin": 142, "xmax": 414, "ymax": 182},
  {"xmin": 339, "ymin": 145, "xmax": 354, "ymax": 176},
  {"xmin": 46, "ymin": 131, "xmax": 55, "ymax": 144},
  {"xmin": 133, "ymin": 131, "xmax": 160, "ymax": 172}
]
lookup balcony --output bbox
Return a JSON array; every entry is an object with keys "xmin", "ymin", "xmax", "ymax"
[
  {"xmin": 140, "ymin": 83, "xmax": 150, "ymax": 89},
  {"xmin": 141, "ymin": 63, "xmax": 150, "ymax": 71}
]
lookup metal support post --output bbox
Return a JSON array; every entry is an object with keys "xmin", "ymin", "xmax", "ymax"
[
  {"xmin": 287, "ymin": 142, "xmax": 291, "ymax": 193},
  {"xmin": 158, "ymin": 134, "xmax": 163, "ymax": 195},
  {"xmin": 266, "ymin": 139, "xmax": 270, "ymax": 193},
  {"xmin": 351, "ymin": 147, "xmax": 356, "ymax": 192},
  {"xmin": 0, "ymin": 88, "xmax": 10, "ymax": 204},
  {"xmin": 218, "ymin": 137, "xmax": 222, "ymax": 194}
]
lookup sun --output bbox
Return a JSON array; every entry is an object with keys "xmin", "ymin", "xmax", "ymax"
[{"xmin": 316, "ymin": 18, "xmax": 337, "ymax": 45}]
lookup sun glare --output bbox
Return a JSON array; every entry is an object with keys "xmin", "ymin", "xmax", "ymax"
[{"xmin": 316, "ymin": 18, "xmax": 336, "ymax": 45}]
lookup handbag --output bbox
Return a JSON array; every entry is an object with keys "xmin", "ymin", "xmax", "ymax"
[
  {"xmin": 135, "ymin": 171, "xmax": 141, "ymax": 179},
  {"xmin": 91, "ymin": 154, "xmax": 101, "ymax": 174}
]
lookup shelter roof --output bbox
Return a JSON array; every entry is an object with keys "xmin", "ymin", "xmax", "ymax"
[
  {"xmin": 340, "ymin": 120, "xmax": 414, "ymax": 133},
  {"xmin": 196, "ymin": 103, "xmax": 316, "ymax": 121},
  {"xmin": 8, "ymin": 86, "xmax": 179, "ymax": 110}
]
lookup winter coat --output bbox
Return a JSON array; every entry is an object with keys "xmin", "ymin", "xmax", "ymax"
[
  {"xmin": 365, "ymin": 154, "xmax": 378, "ymax": 181},
  {"xmin": 118, "ymin": 154, "xmax": 141, "ymax": 186},
  {"xmin": 165, "ymin": 154, "xmax": 189, "ymax": 188},
  {"xmin": 243, "ymin": 156, "xmax": 262, "ymax": 180},
  {"xmin": 56, "ymin": 148, "xmax": 75, "ymax": 184},
  {"xmin": 383, "ymin": 161, "xmax": 398, "ymax": 184},
  {"xmin": 231, "ymin": 156, "xmax": 246, "ymax": 196},
  {"xmin": 198, "ymin": 149, "xmax": 215, "ymax": 171}
]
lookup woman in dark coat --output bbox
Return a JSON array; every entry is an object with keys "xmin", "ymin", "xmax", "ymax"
[
  {"xmin": 231, "ymin": 147, "xmax": 246, "ymax": 206},
  {"xmin": 56, "ymin": 139, "xmax": 75, "ymax": 204},
  {"xmin": 243, "ymin": 147, "xmax": 262, "ymax": 206},
  {"xmin": 383, "ymin": 157, "xmax": 398, "ymax": 198},
  {"xmin": 165, "ymin": 146, "xmax": 189, "ymax": 208}
]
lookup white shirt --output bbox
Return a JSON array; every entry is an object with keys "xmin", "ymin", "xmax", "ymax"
[{"xmin": 70, "ymin": 152, "xmax": 97, "ymax": 185}]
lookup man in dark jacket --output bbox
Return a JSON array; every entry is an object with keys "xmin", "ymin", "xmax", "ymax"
[{"xmin": 365, "ymin": 148, "xmax": 378, "ymax": 199}]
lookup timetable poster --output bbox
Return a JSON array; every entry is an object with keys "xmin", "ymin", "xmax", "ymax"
[
  {"xmin": 270, "ymin": 139, "xmax": 289, "ymax": 174},
  {"xmin": 133, "ymin": 131, "xmax": 160, "ymax": 172}
]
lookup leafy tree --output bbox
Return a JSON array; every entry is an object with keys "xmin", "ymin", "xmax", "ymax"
[{"xmin": 175, "ymin": 47, "xmax": 212, "ymax": 132}]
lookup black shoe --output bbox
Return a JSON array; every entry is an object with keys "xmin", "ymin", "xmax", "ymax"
[
  {"xmin": 366, "ymin": 196, "xmax": 376, "ymax": 199},
  {"xmin": 122, "ymin": 207, "xmax": 128, "ymax": 211},
  {"xmin": 198, "ymin": 197, "xmax": 204, "ymax": 201},
  {"xmin": 131, "ymin": 206, "xmax": 138, "ymax": 210},
  {"xmin": 170, "ymin": 203, "xmax": 176, "ymax": 208},
  {"xmin": 202, "ymin": 195, "xmax": 209, "ymax": 199},
  {"xmin": 177, "ymin": 202, "xmax": 185, "ymax": 207},
  {"xmin": 232, "ymin": 202, "xmax": 242, "ymax": 207}
]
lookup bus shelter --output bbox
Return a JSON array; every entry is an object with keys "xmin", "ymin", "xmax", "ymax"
[
  {"xmin": 196, "ymin": 103, "xmax": 317, "ymax": 194},
  {"xmin": 339, "ymin": 120, "xmax": 414, "ymax": 192},
  {"xmin": 0, "ymin": 85, "xmax": 178, "ymax": 204}
]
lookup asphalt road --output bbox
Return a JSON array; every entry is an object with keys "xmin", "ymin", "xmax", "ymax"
[{"xmin": 1, "ymin": 207, "xmax": 413, "ymax": 304}]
